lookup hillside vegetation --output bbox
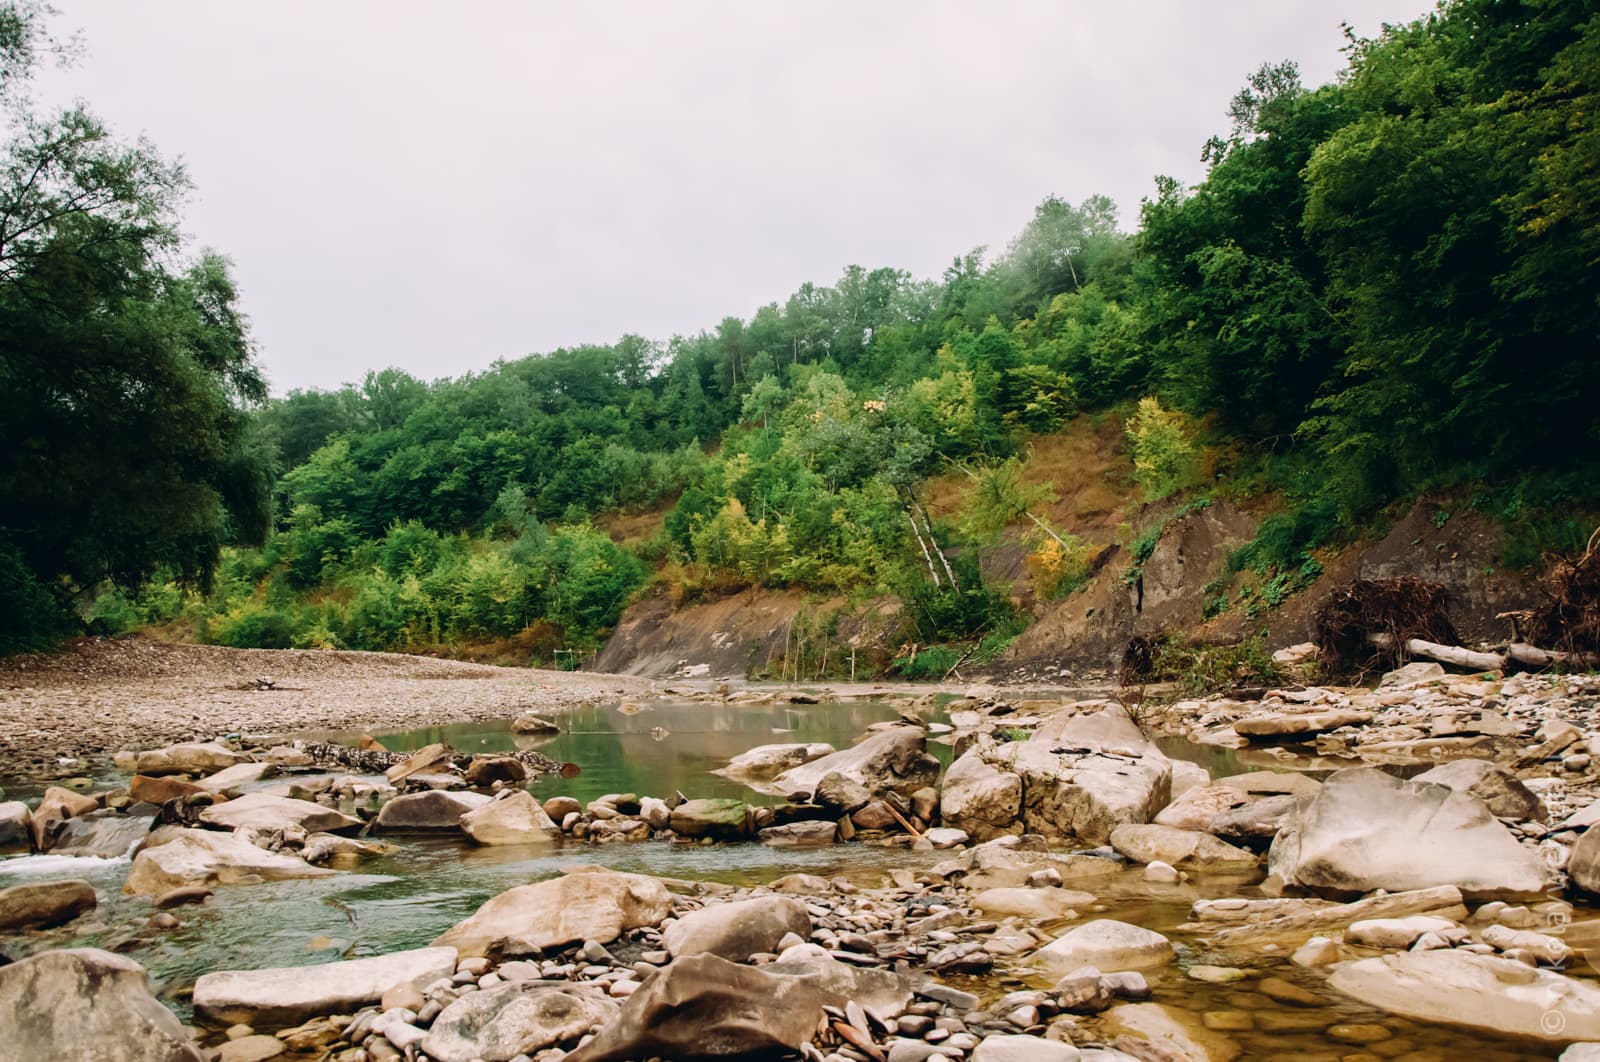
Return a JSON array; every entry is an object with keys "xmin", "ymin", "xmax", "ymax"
[{"xmin": 3, "ymin": 0, "xmax": 1597, "ymax": 670}]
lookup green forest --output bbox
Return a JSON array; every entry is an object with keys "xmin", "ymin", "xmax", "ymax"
[{"xmin": 2, "ymin": 0, "xmax": 1596, "ymax": 668}]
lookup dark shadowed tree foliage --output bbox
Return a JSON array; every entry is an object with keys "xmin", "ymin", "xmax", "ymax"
[{"xmin": 0, "ymin": 1, "xmax": 270, "ymax": 651}]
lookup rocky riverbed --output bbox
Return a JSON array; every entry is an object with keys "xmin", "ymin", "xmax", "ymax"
[{"xmin": 5, "ymin": 650, "xmax": 1600, "ymax": 1061}]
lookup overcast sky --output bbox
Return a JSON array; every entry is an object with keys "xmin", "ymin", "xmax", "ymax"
[{"xmin": 38, "ymin": 2, "xmax": 1436, "ymax": 395}]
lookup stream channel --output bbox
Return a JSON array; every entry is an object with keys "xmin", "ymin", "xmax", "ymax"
[{"xmin": 0, "ymin": 695, "xmax": 1581, "ymax": 1060}]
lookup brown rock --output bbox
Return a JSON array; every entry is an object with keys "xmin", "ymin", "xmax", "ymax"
[
  {"xmin": 130, "ymin": 775, "xmax": 206, "ymax": 805},
  {"xmin": 0, "ymin": 878, "xmax": 97, "ymax": 931}
]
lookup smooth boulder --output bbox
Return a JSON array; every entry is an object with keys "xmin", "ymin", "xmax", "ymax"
[
  {"xmin": 1027, "ymin": 919, "xmax": 1173, "ymax": 979},
  {"xmin": 0, "ymin": 878, "xmax": 97, "ymax": 931},
  {"xmin": 715, "ymin": 742, "xmax": 836, "ymax": 783},
  {"xmin": 31, "ymin": 785, "xmax": 100, "ymax": 849},
  {"xmin": 564, "ymin": 953, "xmax": 826, "ymax": 1062},
  {"xmin": 460, "ymin": 790, "xmax": 563, "ymax": 845},
  {"xmin": 1411, "ymin": 759, "xmax": 1547, "ymax": 822},
  {"xmin": 198, "ymin": 793, "xmax": 361, "ymax": 835},
  {"xmin": 193, "ymin": 946, "xmax": 458, "ymax": 1027},
  {"xmin": 45, "ymin": 809, "xmax": 153, "ymax": 858},
  {"xmin": 0, "ymin": 800, "xmax": 31, "ymax": 853},
  {"xmin": 0, "ymin": 948, "xmax": 204, "ymax": 1061},
  {"xmin": 136, "ymin": 742, "xmax": 251, "ymax": 776},
  {"xmin": 668, "ymin": 798, "xmax": 751, "ymax": 841},
  {"xmin": 939, "ymin": 743, "xmax": 1023, "ymax": 841},
  {"xmin": 764, "ymin": 726, "xmax": 940, "ymax": 809},
  {"xmin": 374, "ymin": 789, "xmax": 491, "ymax": 829},
  {"xmin": 1268, "ymin": 767, "xmax": 1548, "ymax": 897},
  {"xmin": 663, "ymin": 895, "xmax": 811, "ymax": 962},
  {"xmin": 422, "ymin": 982, "xmax": 618, "ymax": 1062},
  {"xmin": 122, "ymin": 828, "xmax": 336, "ymax": 896},
  {"xmin": 434, "ymin": 869, "xmax": 673, "ymax": 958},
  {"xmin": 1108, "ymin": 824, "xmax": 1256, "ymax": 870},
  {"xmin": 766, "ymin": 942, "xmax": 915, "ymax": 1015},
  {"xmin": 1329, "ymin": 949, "xmax": 1600, "ymax": 1041}
]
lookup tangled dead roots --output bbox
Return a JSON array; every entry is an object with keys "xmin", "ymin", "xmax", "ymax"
[
  {"xmin": 1313, "ymin": 577, "xmax": 1459, "ymax": 675},
  {"xmin": 1526, "ymin": 531, "xmax": 1600, "ymax": 655}
]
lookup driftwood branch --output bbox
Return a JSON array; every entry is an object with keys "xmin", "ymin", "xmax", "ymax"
[{"xmin": 1368, "ymin": 633, "xmax": 1599, "ymax": 672}]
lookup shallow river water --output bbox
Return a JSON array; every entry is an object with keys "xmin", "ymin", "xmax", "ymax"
[{"xmin": 0, "ymin": 696, "xmax": 1583, "ymax": 1059}]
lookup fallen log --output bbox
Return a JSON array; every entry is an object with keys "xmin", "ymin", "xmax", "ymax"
[{"xmin": 1367, "ymin": 633, "xmax": 1503, "ymax": 672}]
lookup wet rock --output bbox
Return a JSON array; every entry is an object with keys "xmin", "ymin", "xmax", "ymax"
[
  {"xmin": 196, "ymin": 763, "xmax": 276, "ymax": 792},
  {"xmin": 1101, "ymin": 1002, "xmax": 1241, "ymax": 1062},
  {"xmin": 543, "ymin": 795, "xmax": 582, "ymax": 821},
  {"xmin": 668, "ymin": 798, "xmax": 751, "ymax": 840},
  {"xmin": 971, "ymin": 886, "xmax": 1095, "ymax": 921},
  {"xmin": 1411, "ymin": 760, "xmax": 1547, "ymax": 822},
  {"xmin": 758, "ymin": 820, "xmax": 838, "ymax": 846},
  {"xmin": 1002, "ymin": 705, "xmax": 1172, "ymax": 844},
  {"xmin": 664, "ymin": 895, "xmax": 811, "ymax": 962},
  {"xmin": 0, "ymin": 948, "xmax": 204, "ymax": 1061},
  {"xmin": 199, "ymin": 793, "xmax": 362, "ymax": 835},
  {"xmin": 1108, "ymin": 824, "xmax": 1257, "ymax": 870},
  {"xmin": 193, "ymin": 946, "xmax": 457, "ymax": 1027},
  {"xmin": 0, "ymin": 878, "xmax": 97, "ymax": 931},
  {"xmin": 1329, "ymin": 949, "xmax": 1600, "ymax": 1041},
  {"xmin": 714, "ymin": 742, "xmax": 836, "ymax": 782},
  {"xmin": 924, "ymin": 826, "xmax": 969, "ymax": 848},
  {"xmin": 421, "ymin": 982, "xmax": 618, "ymax": 1062},
  {"xmin": 136, "ymin": 741, "xmax": 252, "ymax": 776},
  {"xmin": 374, "ymin": 789, "xmax": 491, "ymax": 829},
  {"xmin": 852, "ymin": 800, "xmax": 901, "ymax": 830},
  {"xmin": 46, "ymin": 808, "xmax": 153, "ymax": 858},
  {"xmin": 565, "ymin": 953, "xmax": 826, "ymax": 1062},
  {"xmin": 1268, "ymin": 767, "xmax": 1548, "ymax": 897},
  {"xmin": 301, "ymin": 832, "xmax": 392, "ymax": 866},
  {"xmin": 433, "ymin": 869, "xmax": 673, "ymax": 958},
  {"xmin": 1345, "ymin": 915, "xmax": 1465, "ymax": 950},
  {"xmin": 1027, "ymin": 920, "xmax": 1173, "ymax": 979},
  {"xmin": 459, "ymin": 789, "xmax": 563, "ymax": 845},
  {"xmin": 766, "ymin": 726, "xmax": 941, "ymax": 810},
  {"xmin": 463, "ymin": 755, "xmax": 527, "ymax": 788},
  {"xmin": 939, "ymin": 744, "xmax": 1023, "ymax": 841},
  {"xmin": 31, "ymin": 785, "xmax": 99, "ymax": 849},
  {"xmin": 972, "ymin": 1034, "xmax": 1081, "ymax": 1061},
  {"xmin": 0, "ymin": 800, "xmax": 31, "ymax": 854},
  {"xmin": 384, "ymin": 742, "xmax": 453, "ymax": 784},
  {"xmin": 511, "ymin": 714, "xmax": 559, "ymax": 734},
  {"xmin": 154, "ymin": 885, "xmax": 213, "ymax": 908},
  {"xmin": 122, "ymin": 828, "xmax": 336, "ymax": 896},
  {"xmin": 129, "ymin": 774, "xmax": 206, "ymax": 805}
]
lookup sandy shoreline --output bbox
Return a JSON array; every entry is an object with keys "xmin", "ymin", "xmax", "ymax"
[{"xmin": 0, "ymin": 636, "xmax": 653, "ymax": 769}]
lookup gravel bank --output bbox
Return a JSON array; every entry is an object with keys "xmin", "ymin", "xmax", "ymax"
[{"xmin": 0, "ymin": 637, "xmax": 651, "ymax": 768}]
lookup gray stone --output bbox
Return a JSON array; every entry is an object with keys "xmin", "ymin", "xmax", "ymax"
[
  {"xmin": 0, "ymin": 948, "xmax": 203, "ymax": 1060},
  {"xmin": 563, "ymin": 953, "xmax": 826, "ymax": 1062},
  {"xmin": 1330, "ymin": 949, "xmax": 1600, "ymax": 1041},
  {"xmin": 434, "ymin": 869, "xmax": 673, "ymax": 958},
  {"xmin": 758, "ymin": 820, "xmax": 837, "ymax": 846},
  {"xmin": 421, "ymin": 982, "xmax": 617, "ymax": 1062},
  {"xmin": 199, "ymin": 793, "xmax": 361, "ymax": 835},
  {"xmin": 1268, "ymin": 767, "xmax": 1549, "ymax": 897},
  {"xmin": 374, "ymin": 790, "xmax": 491, "ymax": 829},
  {"xmin": 767, "ymin": 942, "xmax": 915, "ymax": 1015},
  {"xmin": 193, "ymin": 947, "xmax": 458, "ymax": 1027},
  {"xmin": 765, "ymin": 726, "xmax": 941, "ymax": 809},
  {"xmin": 1027, "ymin": 920, "xmax": 1173, "ymax": 979},
  {"xmin": 1412, "ymin": 759, "xmax": 1547, "ymax": 822},
  {"xmin": 939, "ymin": 743, "xmax": 1023, "ymax": 841},
  {"xmin": 973, "ymin": 1035, "xmax": 1081, "ymax": 1062},
  {"xmin": 45, "ymin": 809, "xmax": 153, "ymax": 858},
  {"xmin": 122, "ymin": 828, "xmax": 335, "ymax": 896},
  {"xmin": 1108, "ymin": 824, "xmax": 1256, "ymax": 869},
  {"xmin": 714, "ymin": 742, "xmax": 836, "ymax": 783},
  {"xmin": 663, "ymin": 895, "xmax": 810, "ymax": 962}
]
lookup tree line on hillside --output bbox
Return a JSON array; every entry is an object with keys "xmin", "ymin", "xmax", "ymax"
[{"xmin": 1, "ymin": 0, "xmax": 1595, "ymax": 661}]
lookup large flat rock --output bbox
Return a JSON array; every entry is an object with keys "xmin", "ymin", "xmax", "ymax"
[
  {"xmin": 122, "ymin": 828, "xmax": 336, "ymax": 896},
  {"xmin": 434, "ymin": 869, "xmax": 673, "ymax": 958},
  {"xmin": 1329, "ymin": 950, "xmax": 1600, "ymax": 1041},
  {"xmin": 0, "ymin": 948, "xmax": 204, "ymax": 1061},
  {"xmin": 193, "ymin": 946, "xmax": 458, "ymax": 1027},
  {"xmin": 1268, "ymin": 766, "xmax": 1549, "ymax": 897},
  {"xmin": 198, "ymin": 793, "xmax": 361, "ymax": 834}
]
